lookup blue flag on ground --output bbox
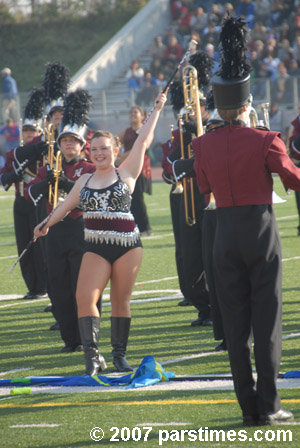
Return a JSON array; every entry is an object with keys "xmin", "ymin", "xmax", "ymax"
[
  {"xmin": 283, "ymin": 370, "xmax": 300, "ymax": 378},
  {"xmin": 0, "ymin": 356, "xmax": 175, "ymax": 389}
]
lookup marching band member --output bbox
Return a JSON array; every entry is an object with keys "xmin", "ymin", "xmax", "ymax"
[
  {"xmin": 288, "ymin": 107, "xmax": 300, "ymax": 235},
  {"xmin": 171, "ymin": 100, "xmax": 227, "ymax": 350},
  {"xmin": 161, "ymin": 81, "xmax": 191, "ymax": 307},
  {"xmin": 33, "ymin": 91, "xmax": 167, "ymax": 375},
  {"xmin": 26, "ymin": 89, "xmax": 95, "ymax": 353},
  {"xmin": 0, "ymin": 87, "xmax": 48, "ymax": 299},
  {"xmin": 166, "ymin": 57, "xmax": 213, "ymax": 327},
  {"xmin": 193, "ymin": 15, "xmax": 299, "ymax": 425}
]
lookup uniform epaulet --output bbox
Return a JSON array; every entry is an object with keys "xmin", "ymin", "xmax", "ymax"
[{"xmin": 255, "ymin": 125, "xmax": 270, "ymax": 132}]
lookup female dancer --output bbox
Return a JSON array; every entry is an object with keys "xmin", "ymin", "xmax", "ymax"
[{"xmin": 34, "ymin": 91, "xmax": 167, "ymax": 374}]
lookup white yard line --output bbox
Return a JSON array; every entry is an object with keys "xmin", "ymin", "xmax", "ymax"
[
  {"xmin": 276, "ymin": 214, "xmax": 298, "ymax": 220},
  {"xmin": 0, "ymin": 255, "xmax": 16, "ymax": 260},
  {"xmin": 0, "ymin": 367, "xmax": 35, "ymax": 377},
  {"xmin": 1, "ymin": 377, "xmax": 299, "ymax": 396},
  {"xmin": 282, "ymin": 332, "xmax": 300, "ymax": 340},
  {"xmin": 140, "ymin": 232, "xmax": 174, "ymax": 240},
  {"xmin": 0, "ymin": 291, "xmax": 182, "ymax": 307},
  {"xmin": 282, "ymin": 256, "xmax": 300, "ymax": 262}
]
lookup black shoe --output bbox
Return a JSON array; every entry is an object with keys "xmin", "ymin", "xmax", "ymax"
[
  {"xmin": 191, "ymin": 316, "xmax": 213, "ymax": 327},
  {"xmin": 61, "ymin": 344, "xmax": 83, "ymax": 353},
  {"xmin": 215, "ymin": 339, "xmax": 227, "ymax": 351},
  {"xmin": 243, "ymin": 415, "xmax": 260, "ymax": 427},
  {"xmin": 259, "ymin": 409, "xmax": 294, "ymax": 425},
  {"xmin": 201, "ymin": 317, "xmax": 213, "ymax": 326},
  {"xmin": 44, "ymin": 305, "xmax": 52, "ymax": 312},
  {"xmin": 49, "ymin": 321, "xmax": 60, "ymax": 331},
  {"xmin": 298, "ymin": 226, "xmax": 300, "ymax": 236},
  {"xmin": 191, "ymin": 317, "xmax": 203, "ymax": 326},
  {"xmin": 178, "ymin": 298, "xmax": 192, "ymax": 306},
  {"xmin": 23, "ymin": 292, "xmax": 38, "ymax": 300},
  {"xmin": 73, "ymin": 344, "xmax": 83, "ymax": 352}
]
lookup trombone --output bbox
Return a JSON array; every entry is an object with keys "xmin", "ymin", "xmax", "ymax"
[
  {"xmin": 180, "ymin": 65, "xmax": 203, "ymax": 225},
  {"xmin": 47, "ymin": 124, "xmax": 62, "ymax": 208},
  {"xmin": 170, "ymin": 124, "xmax": 184, "ymax": 194}
]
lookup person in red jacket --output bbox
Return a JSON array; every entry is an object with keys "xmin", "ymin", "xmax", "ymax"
[
  {"xmin": 26, "ymin": 89, "xmax": 95, "ymax": 354},
  {"xmin": 0, "ymin": 88, "xmax": 48, "ymax": 300},
  {"xmin": 193, "ymin": 15, "xmax": 297, "ymax": 426},
  {"xmin": 288, "ymin": 109, "xmax": 300, "ymax": 234}
]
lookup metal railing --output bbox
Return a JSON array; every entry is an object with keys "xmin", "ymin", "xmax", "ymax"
[{"xmin": 1, "ymin": 77, "xmax": 299, "ymax": 133}]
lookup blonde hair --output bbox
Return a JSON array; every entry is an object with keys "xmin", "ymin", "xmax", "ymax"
[{"xmin": 218, "ymin": 107, "xmax": 244, "ymax": 122}]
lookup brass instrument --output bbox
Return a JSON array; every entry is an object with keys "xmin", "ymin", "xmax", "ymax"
[
  {"xmin": 261, "ymin": 102, "xmax": 270, "ymax": 129},
  {"xmin": 249, "ymin": 106, "xmax": 259, "ymax": 127},
  {"xmin": 180, "ymin": 65, "xmax": 203, "ymax": 225},
  {"xmin": 19, "ymin": 118, "xmax": 24, "ymax": 146},
  {"xmin": 170, "ymin": 124, "xmax": 184, "ymax": 194},
  {"xmin": 47, "ymin": 124, "xmax": 62, "ymax": 208},
  {"xmin": 42, "ymin": 115, "xmax": 48, "ymax": 166}
]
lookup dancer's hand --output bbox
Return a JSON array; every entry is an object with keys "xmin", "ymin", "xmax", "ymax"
[
  {"xmin": 154, "ymin": 90, "xmax": 168, "ymax": 111},
  {"xmin": 33, "ymin": 223, "xmax": 49, "ymax": 240}
]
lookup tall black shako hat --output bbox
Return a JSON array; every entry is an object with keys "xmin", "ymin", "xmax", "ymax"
[
  {"xmin": 169, "ymin": 80, "xmax": 185, "ymax": 114},
  {"xmin": 23, "ymin": 87, "xmax": 45, "ymax": 132},
  {"xmin": 188, "ymin": 50, "xmax": 213, "ymax": 104},
  {"xmin": 43, "ymin": 61, "xmax": 70, "ymax": 116},
  {"xmin": 57, "ymin": 89, "xmax": 92, "ymax": 149},
  {"xmin": 212, "ymin": 14, "xmax": 252, "ymax": 110}
]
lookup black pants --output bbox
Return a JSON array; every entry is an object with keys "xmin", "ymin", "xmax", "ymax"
[
  {"xmin": 214, "ymin": 205, "xmax": 282, "ymax": 417},
  {"xmin": 36, "ymin": 200, "xmax": 58, "ymax": 320},
  {"xmin": 169, "ymin": 190, "xmax": 189, "ymax": 299},
  {"xmin": 131, "ymin": 174, "xmax": 151, "ymax": 233},
  {"xmin": 13, "ymin": 194, "xmax": 47, "ymax": 294},
  {"xmin": 179, "ymin": 185, "xmax": 210, "ymax": 318},
  {"xmin": 202, "ymin": 210, "xmax": 224, "ymax": 340},
  {"xmin": 45, "ymin": 217, "xmax": 84, "ymax": 347}
]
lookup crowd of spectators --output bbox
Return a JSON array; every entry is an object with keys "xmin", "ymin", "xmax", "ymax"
[{"xmin": 126, "ymin": 0, "xmax": 300, "ymax": 117}]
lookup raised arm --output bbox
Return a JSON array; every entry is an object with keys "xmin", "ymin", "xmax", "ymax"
[
  {"xmin": 119, "ymin": 91, "xmax": 167, "ymax": 189},
  {"xmin": 33, "ymin": 174, "xmax": 87, "ymax": 239}
]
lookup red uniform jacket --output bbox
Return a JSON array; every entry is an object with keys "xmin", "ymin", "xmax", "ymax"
[
  {"xmin": 0, "ymin": 146, "xmax": 42, "ymax": 196},
  {"xmin": 161, "ymin": 128, "xmax": 180, "ymax": 182},
  {"xmin": 193, "ymin": 125, "xmax": 300, "ymax": 208},
  {"xmin": 26, "ymin": 157, "xmax": 95, "ymax": 219},
  {"xmin": 289, "ymin": 115, "xmax": 300, "ymax": 161}
]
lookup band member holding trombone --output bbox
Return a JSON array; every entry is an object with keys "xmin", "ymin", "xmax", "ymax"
[
  {"xmin": 0, "ymin": 88, "xmax": 48, "ymax": 300},
  {"xmin": 26, "ymin": 89, "xmax": 95, "ymax": 354},
  {"xmin": 193, "ymin": 15, "xmax": 300, "ymax": 425},
  {"xmin": 165, "ymin": 59, "xmax": 213, "ymax": 327}
]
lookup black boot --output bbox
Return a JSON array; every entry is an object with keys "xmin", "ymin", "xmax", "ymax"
[
  {"xmin": 78, "ymin": 316, "xmax": 107, "ymax": 376},
  {"xmin": 111, "ymin": 317, "xmax": 133, "ymax": 372}
]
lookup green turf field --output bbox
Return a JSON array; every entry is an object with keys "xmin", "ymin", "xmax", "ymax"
[{"xmin": 0, "ymin": 179, "xmax": 300, "ymax": 448}]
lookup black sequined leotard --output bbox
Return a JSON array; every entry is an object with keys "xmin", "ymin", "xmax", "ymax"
[{"xmin": 80, "ymin": 170, "xmax": 142, "ymax": 263}]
